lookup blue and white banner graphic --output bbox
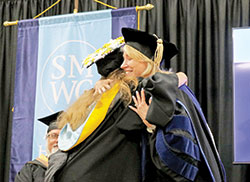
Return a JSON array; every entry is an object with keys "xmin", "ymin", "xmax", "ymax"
[
  {"xmin": 10, "ymin": 8, "xmax": 137, "ymax": 181},
  {"xmin": 233, "ymin": 28, "xmax": 250, "ymax": 163}
]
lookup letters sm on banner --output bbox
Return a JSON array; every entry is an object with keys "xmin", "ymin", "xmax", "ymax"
[{"xmin": 10, "ymin": 8, "xmax": 137, "ymax": 181}]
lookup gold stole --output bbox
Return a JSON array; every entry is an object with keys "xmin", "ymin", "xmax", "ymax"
[
  {"xmin": 64, "ymin": 83, "xmax": 120, "ymax": 151},
  {"xmin": 28, "ymin": 154, "xmax": 48, "ymax": 168}
]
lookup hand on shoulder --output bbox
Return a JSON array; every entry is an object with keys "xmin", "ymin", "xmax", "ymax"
[
  {"xmin": 176, "ymin": 72, "xmax": 188, "ymax": 87},
  {"xmin": 94, "ymin": 79, "xmax": 112, "ymax": 95}
]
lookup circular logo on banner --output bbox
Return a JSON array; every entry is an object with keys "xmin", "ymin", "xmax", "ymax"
[{"xmin": 40, "ymin": 40, "xmax": 100, "ymax": 112}]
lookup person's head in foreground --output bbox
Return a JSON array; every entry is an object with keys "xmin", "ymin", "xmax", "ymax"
[
  {"xmin": 121, "ymin": 27, "xmax": 178, "ymax": 78},
  {"xmin": 38, "ymin": 111, "xmax": 62, "ymax": 156}
]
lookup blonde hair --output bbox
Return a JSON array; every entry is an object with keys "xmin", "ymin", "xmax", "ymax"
[
  {"xmin": 57, "ymin": 69, "xmax": 137, "ymax": 131},
  {"xmin": 123, "ymin": 40, "xmax": 170, "ymax": 77},
  {"xmin": 123, "ymin": 45, "xmax": 158, "ymax": 77}
]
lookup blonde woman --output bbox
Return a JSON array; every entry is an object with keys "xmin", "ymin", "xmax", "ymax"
[{"xmin": 96, "ymin": 28, "xmax": 226, "ymax": 182}]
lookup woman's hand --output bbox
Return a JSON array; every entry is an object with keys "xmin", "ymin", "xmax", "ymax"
[
  {"xmin": 176, "ymin": 72, "xmax": 188, "ymax": 87},
  {"xmin": 129, "ymin": 89, "xmax": 155, "ymax": 128},
  {"xmin": 94, "ymin": 79, "xmax": 112, "ymax": 95}
]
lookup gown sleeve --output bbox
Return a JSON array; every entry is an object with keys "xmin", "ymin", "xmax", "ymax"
[
  {"xmin": 15, "ymin": 159, "xmax": 47, "ymax": 182},
  {"xmin": 14, "ymin": 163, "xmax": 35, "ymax": 182},
  {"xmin": 140, "ymin": 72, "xmax": 178, "ymax": 127},
  {"xmin": 115, "ymin": 107, "xmax": 145, "ymax": 132}
]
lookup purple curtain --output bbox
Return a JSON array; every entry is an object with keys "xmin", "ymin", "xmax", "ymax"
[
  {"xmin": 10, "ymin": 19, "xmax": 39, "ymax": 182},
  {"xmin": 111, "ymin": 7, "xmax": 137, "ymax": 38}
]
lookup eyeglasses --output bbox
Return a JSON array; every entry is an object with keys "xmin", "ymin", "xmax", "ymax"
[{"xmin": 46, "ymin": 133, "xmax": 59, "ymax": 140}]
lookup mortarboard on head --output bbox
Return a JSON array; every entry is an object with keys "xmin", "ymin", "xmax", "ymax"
[
  {"xmin": 95, "ymin": 48, "xmax": 123, "ymax": 77},
  {"xmin": 121, "ymin": 28, "xmax": 178, "ymax": 69},
  {"xmin": 38, "ymin": 111, "xmax": 62, "ymax": 133},
  {"xmin": 82, "ymin": 36, "xmax": 125, "ymax": 77}
]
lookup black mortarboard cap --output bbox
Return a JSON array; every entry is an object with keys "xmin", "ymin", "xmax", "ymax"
[
  {"xmin": 38, "ymin": 111, "xmax": 62, "ymax": 133},
  {"xmin": 121, "ymin": 28, "xmax": 178, "ymax": 69},
  {"xmin": 95, "ymin": 47, "xmax": 123, "ymax": 77},
  {"xmin": 82, "ymin": 36, "xmax": 125, "ymax": 76}
]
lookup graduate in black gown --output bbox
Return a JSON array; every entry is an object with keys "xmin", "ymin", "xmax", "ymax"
[
  {"xmin": 45, "ymin": 44, "xmax": 139, "ymax": 182},
  {"xmin": 15, "ymin": 111, "xmax": 62, "ymax": 182}
]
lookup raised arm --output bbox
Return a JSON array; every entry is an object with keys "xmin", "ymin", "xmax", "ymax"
[{"xmin": 140, "ymin": 72, "xmax": 179, "ymax": 127}]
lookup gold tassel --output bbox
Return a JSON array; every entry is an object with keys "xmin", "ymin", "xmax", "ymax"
[{"xmin": 153, "ymin": 37, "xmax": 164, "ymax": 66}]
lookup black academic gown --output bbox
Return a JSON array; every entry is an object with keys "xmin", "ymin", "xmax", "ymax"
[
  {"xmin": 45, "ymin": 74, "xmax": 179, "ymax": 182},
  {"xmin": 15, "ymin": 156, "xmax": 48, "ymax": 182},
  {"xmin": 140, "ymin": 72, "xmax": 226, "ymax": 182},
  {"xmin": 45, "ymin": 72, "xmax": 225, "ymax": 182},
  {"xmin": 46, "ymin": 99, "xmax": 144, "ymax": 182}
]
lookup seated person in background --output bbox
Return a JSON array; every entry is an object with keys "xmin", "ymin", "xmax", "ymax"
[{"xmin": 15, "ymin": 111, "xmax": 62, "ymax": 182}]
